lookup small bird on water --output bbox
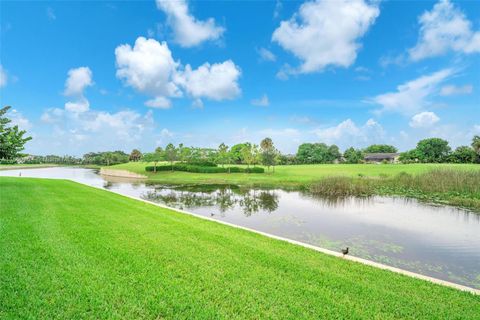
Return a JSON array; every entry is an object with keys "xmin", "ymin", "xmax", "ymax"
[{"xmin": 341, "ymin": 247, "xmax": 349, "ymax": 257}]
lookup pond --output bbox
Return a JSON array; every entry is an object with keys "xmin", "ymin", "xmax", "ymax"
[{"xmin": 1, "ymin": 167, "xmax": 479, "ymax": 289}]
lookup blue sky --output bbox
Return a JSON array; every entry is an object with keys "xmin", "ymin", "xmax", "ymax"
[{"xmin": 0, "ymin": 0, "xmax": 479, "ymax": 156}]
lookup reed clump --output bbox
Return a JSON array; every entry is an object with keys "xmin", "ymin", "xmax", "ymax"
[
  {"xmin": 310, "ymin": 169, "xmax": 480, "ymax": 211},
  {"xmin": 310, "ymin": 176, "xmax": 375, "ymax": 197}
]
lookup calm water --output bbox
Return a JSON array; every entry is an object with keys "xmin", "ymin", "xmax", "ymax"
[{"xmin": 1, "ymin": 167, "xmax": 479, "ymax": 288}]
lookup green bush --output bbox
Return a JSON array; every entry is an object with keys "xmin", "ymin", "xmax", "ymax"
[
  {"xmin": 244, "ymin": 167, "xmax": 264, "ymax": 173},
  {"xmin": 0, "ymin": 159, "xmax": 18, "ymax": 164},
  {"xmin": 145, "ymin": 165, "xmax": 264, "ymax": 174}
]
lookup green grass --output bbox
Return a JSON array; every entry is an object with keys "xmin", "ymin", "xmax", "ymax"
[
  {"xmin": 1, "ymin": 177, "xmax": 479, "ymax": 319},
  {"xmin": 110, "ymin": 162, "xmax": 480, "ymax": 188}
]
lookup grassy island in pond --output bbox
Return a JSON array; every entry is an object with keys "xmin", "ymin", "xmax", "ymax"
[{"xmin": 1, "ymin": 177, "xmax": 479, "ymax": 319}]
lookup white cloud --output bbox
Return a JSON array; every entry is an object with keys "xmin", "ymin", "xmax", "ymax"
[
  {"xmin": 65, "ymin": 99, "xmax": 90, "ymax": 113},
  {"xmin": 115, "ymin": 37, "xmax": 241, "ymax": 107},
  {"xmin": 115, "ymin": 37, "xmax": 181, "ymax": 100},
  {"xmin": 440, "ymin": 84, "xmax": 473, "ymax": 96},
  {"xmin": 409, "ymin": 111, "xmax": 440, "ymax": 128},
  {"xmin": 145, "ymin": 96, "xmax": 172, "ymax": 109},
  {"xmin": 156, "ymin": 0, "xmax": 224, "ymax": 47},
  {"xmin": 272, "ymin": 0, "xmax": 379, "ymax": 73},
  {"xmin": 8, "ymin": 109, "xmax": 32, "ymax": 131},
  {"xmin": 0, "ymin": 65, "xmax": 6, "ymax": 87},
  {"xmin": 176, "ymin": 60, "xmax": 241, "ymax": 101},
  {"xmin": 409, "ymin": 0, "xmax": 480, "ymax": 61},
  {"xmin": 251, "ymin": 94, "xmax": 269, "ymax": 107},
  {"xmin": 312, "ymin": 118, "xmax": 385, "ymax": 148},
  {"xmin": 64, "ymin": 67, "xmax": 93, "ymax": 96},
  {"xmin": 257, "ymin": 47, "xmax": 276, "ymax": 62},
  {"xmin": 369, "ymin": 68, "xmax": 453, "ymax": 115},
  {"xmin": 39, "ymin": 107, "xmax": 156, "ymax": 153}
]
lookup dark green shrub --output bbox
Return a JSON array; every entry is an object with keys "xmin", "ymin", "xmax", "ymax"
[
  {"xmin": 146, "ymin": 165, "xmax": 265, "ymax": 174},
  {"xmin": 244, "ymin": 167, "xmax": 265, "ymax": 173}
]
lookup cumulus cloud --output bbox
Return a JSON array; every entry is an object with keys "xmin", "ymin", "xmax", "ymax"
[
  {"xmin": 115, "ymin": 37, "xmax": 241, "ymax": 108},
  {"xmin": 8, "ymin": 108, "xmax": 32, "ymax": 131},
  {"xmin": 115, "ymin": 37, "xmax": 181, "ymax": 105},
  {"xmin": 63, "ymin": 67, "xmax": 94, "ymax": 113},
  {"xmin": 272, "ymin": 0, "xmax": 379, "ymax": 74},
  {"xmin": 409, "ymin": 111, "xmax": 440, "ymax": 128},
  {"xmin": 440, "ymin": 84, "xmax": 473, "ymax": 96},
  {"xmin": 65, "ymin": 98, "xmax": 90, "ymax": 113},
  {"xmin": 409, "ymin": 0, "xmax": 480, "ymax": 61},
  {"xmin": 64, "ymin": 67, "xmax": 93, "ymax": 96},
  {"xmin": 369, "ymin": 68, "xmax": 453, "ymax": 115},
  {"xmin": 176, "ymin": 60, "xmax": 241, "ymax": 101},
  {"xmin": 251, "ymin": 94, "xmax": 270, "ymax": 107},
  {"xmin": 40, "ymin": 106, "xmax": 156, "ymax": 153},
  {"xmin": 156, "ymin": 0, "xmax": 224, "ymax": 47},
  {"xmin": 257, "ymin": 47, "xmax": 276, "ymax": 62},
  {"xmin": 0, "ymin": 65, "xmax": 7, "ymax": 87},
  {"xmin": 145, "ymin": 96, "xmax": 172, "ymax": 109},
  {"xmin": 312, "ymin": 118, "xmax": 385, "ymax": 148}
]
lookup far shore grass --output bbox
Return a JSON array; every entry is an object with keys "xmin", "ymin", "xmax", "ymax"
[
  {"xmin": 109, "ymin": 162, "xmax": 480, "ymax": 211},
  {"xmin": 110, "ymin": 162, "xmax": 480, "ymax": 187},
  {"xmin": 1, "ymin": 177, "xmax": 478, "ymax": 319}
]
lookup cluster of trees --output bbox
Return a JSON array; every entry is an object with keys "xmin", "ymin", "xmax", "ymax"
[
  {"xmin": 82, "ymin": 151, "xmax": 129, "ymax": 166},
  {"xmin": 0, "ymin": 106, "xmax": 31, "ymax": 161},
  {"xmin": 296, "ymin": 143, "xmax": 341, "ymax": 164},
  {"xmin": 143, "ymin": 139, "xmax": 280, "ymax": 172},
  {"xmin": 295, "ymin": 143, "xmax": 399, "ymax": 164},
  {"xmin": 399, "ymin": 137, "xmax": 480, "ymax": 163}
]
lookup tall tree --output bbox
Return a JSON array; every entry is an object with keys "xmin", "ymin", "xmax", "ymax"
[
  {"xmin": 240, "ymin": 143, "xmax": 253, "ymax": 168},
  {"xmin": 343, "ymin": 147, "xmax": 363, "ymax": 164},
  {"xmin": 415, "ymin": 138, "xmax": 451, "ymax": 163},
  {"xmin": 217, "ymin": 143, "xmax": 229, "ymax": 168},
  {"xmin": 165, "ymin": 143, "xmax": 178, "ymax": 170},
  {"xmin": 0, "ymin": 106, "xmax": 32, "ymax": 160},
  {"xmin": 260, "ymin": 137, "xmax": 276, "ymax": 172},
  {"xmin": 472, "ymin": 136, "xmax": 480, "ymax": 157},
  {"xmin": 143, "ymin": 149, "xmax": 164, "ymax": 173},
  {"xmin": 129, "ymin": 149, "xmax": 142, "ymax": 162}
]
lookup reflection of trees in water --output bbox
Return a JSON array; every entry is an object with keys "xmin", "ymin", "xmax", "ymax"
[{"xmin": 143, "ymin": 186, "xmax": 279, "ymax": 216}]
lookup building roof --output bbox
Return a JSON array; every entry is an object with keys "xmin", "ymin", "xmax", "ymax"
[{"xmin": 364, "ymin": 153, "xmax": 400, "ymax": 160}]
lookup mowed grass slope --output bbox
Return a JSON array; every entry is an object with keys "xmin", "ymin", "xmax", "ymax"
[
  {"xmin": 1, "ymin": 177, "xmax": 479, "ymax": 319},
  {"xmin": 110, "ymin": 162, "xmax": 480, "ymax": 187}
]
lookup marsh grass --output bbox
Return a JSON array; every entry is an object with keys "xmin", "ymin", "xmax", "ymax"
[
  {"xmin": 311, "ymin": 169, "xmax": 480, "ymax": 211},
  {"xmin": 310, "ymin": 176, "xmax": 375, "ymax": 197}
]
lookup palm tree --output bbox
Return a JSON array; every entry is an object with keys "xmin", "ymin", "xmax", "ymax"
[{"xmin": 472, "ymin": 135, "xmax": 480, "ymax": 155}]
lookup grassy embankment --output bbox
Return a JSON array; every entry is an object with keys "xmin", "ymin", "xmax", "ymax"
[
  {"xmin": 111, "ymin": 162, "xmax": 478, "ymax": 186},
  {"xmin": 110, "ymin": 162, "xmax": 480, "ymax": 211},
  {"xmin": 1, "ymin": 177, "xmax": 478, "ymax": 319}
]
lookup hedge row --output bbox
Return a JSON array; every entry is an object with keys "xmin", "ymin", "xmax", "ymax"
[{"xmin": 145, "ymin": 164, "xmax": 264, "ymax": 174}]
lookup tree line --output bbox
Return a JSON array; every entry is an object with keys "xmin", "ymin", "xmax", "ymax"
[{"xmin": 1, "ymin": 105, "xmax": 479, "ymax": 165}]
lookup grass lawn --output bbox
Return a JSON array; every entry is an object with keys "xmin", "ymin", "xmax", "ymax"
[
  {"xmin": 110, "ymin": 162, "xmax": 480, "ymax": 188},
  {"xmin": 1, "ymin": 177, "xmax": 478, "ymax": 319}
]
